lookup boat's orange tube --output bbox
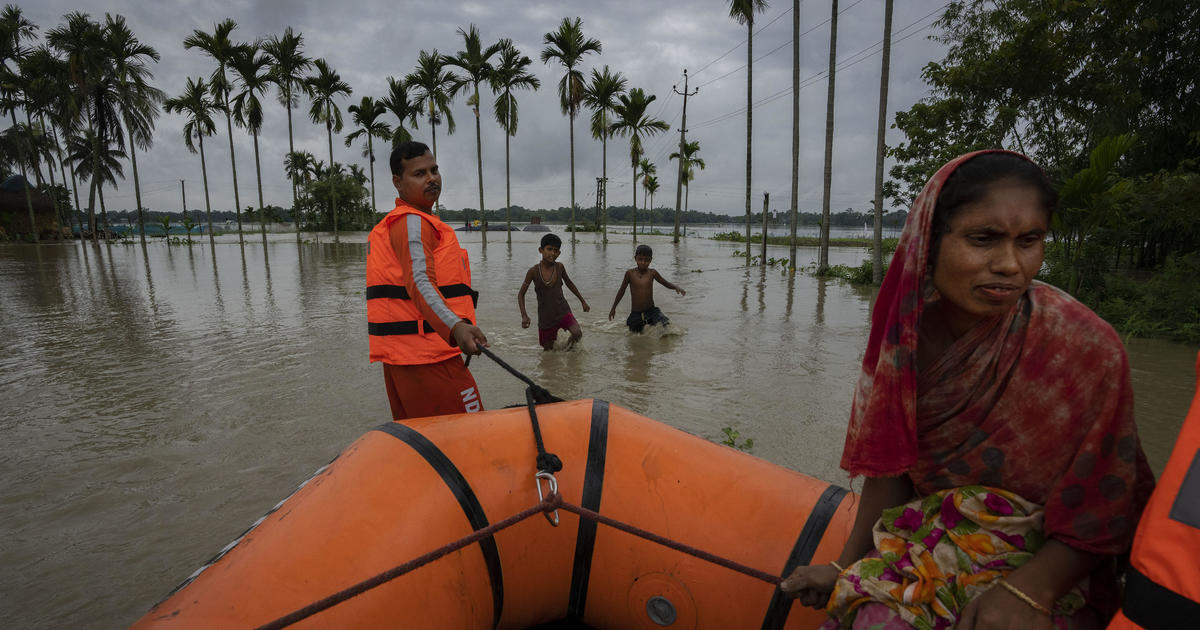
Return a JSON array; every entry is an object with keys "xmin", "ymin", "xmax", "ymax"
[{"xmin": 132, "ymin": 400, "xmax": 855, "ymax": 629}]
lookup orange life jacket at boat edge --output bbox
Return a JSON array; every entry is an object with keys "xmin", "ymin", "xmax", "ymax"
[
  {"xmin": 366, "ymin": 202, "xmax": 475, "ymax": 365},
  {"xmin": 1109, "ymin": 351, "xmax": 1200, "ymax": 630}
]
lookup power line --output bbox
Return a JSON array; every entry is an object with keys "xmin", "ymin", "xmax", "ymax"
[
  {"xmin": 692, "ymin": 5, "xmax": 797, "ymax": 77},
  {"xmin": 689, "ymin": 13, "xmax": 942, "ymax": 131},
  {"xmin": 695, "ymin": 0, "xmax": 869, "ymax": 89}
]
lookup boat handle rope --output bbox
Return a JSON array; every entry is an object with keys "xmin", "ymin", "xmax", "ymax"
[
  {"xmin": 477, "ymin": 345, "xmax": 565, "ymax": 525},
  {"xmin": 253, "ymin": 493, "xmax": 783, "ymax": 630}
]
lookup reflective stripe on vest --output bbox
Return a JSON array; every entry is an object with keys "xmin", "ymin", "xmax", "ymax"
[
  {"xmin": 1110, "ymin": 351, "xmax": 1200, "ymax": 630},
  {"xmin": 366, "ymin": 202, "xmax": 475, "ymax": 365}
]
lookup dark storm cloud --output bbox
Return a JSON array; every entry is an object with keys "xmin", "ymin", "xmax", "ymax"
[{"xmin": 19, "ymin": 0, "xmax": 948, "ymax": 217}]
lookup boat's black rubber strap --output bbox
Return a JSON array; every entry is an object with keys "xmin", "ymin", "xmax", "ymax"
[
  {"xmin": 1123, "ymin": 565, "xmax": 1200, "ymax": 630},
  {"xmin": 760, "ymin": 484, "xmax": 849, "ymax": 630},
  {"xmin": 567, "ymin": 399, "xmax": 610, "ymax": 620},
  {"xmin": 373, "ymin": 422, "xmax": 504, "ymax": 629}
]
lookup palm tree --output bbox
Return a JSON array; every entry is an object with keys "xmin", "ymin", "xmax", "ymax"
[
  {"xmin": 18, "ymin": 46, "xmax": 74, "ymax": 235},
  {"xmin": 443, "ymin": 25, "xmax": 501, "ymax": 244},
  {"xmin": 871, "ymin": 0, "xmax": 894, "ymax": 283},
  {"xmin": 230, "ymin": 42, "xmax": 272, "ymax": 241},
  {"xmin": 789, "ymin": 0, "xmax": 800, "ymax": 267},
  {"xmin": 643, "ymin": 173, "xmax": 659, "ymax": 234},
  {"xmin": 488, "ymin": 39, "xmax": 539, "ymax": 244},
  {"xmin": 344, "ymin": 96, "xmax": 391, "ymax": 225},
  {"xmin": 540, "ymin": 17, "xmax": 601, "ymax": 235},
  {"xmin": 184, "ymin": 19, "xmax": 248, "ymax": 242},
  {"xmin": 163, "ymin": 77, "xmax": 217, "ymax": 244},
  {"xmin": 1, "ymin": 5, "xmax": 40, "ymax": 241},
  {"xmin": 65, "ymin": 127, "xmax": 125, "ymax": 236},
  {"xmin": 610, "ymin": 87, "xmax": 668, "ymax": 243},
  {"xmin": 818, "ymin": 0, "xmax": 839, "ymax": 274},
  {"xmin": 381, "ymin": 76, "xmax": 418, "ymax": 147},
  {"xmin": 582, "ymin": 65, "xmax": 626, "ymax": 242},
  {"xmin": 638, "ymin": 158, "xmax": 657, "ymax": 233},
  {"xmin": 104, "ymin": 14, "xmax": 162, "ymax": 246},
  {"xmin": 47, "ymin": 11, "xmax": 116, "ymax": 243},
  {"xmin": 728, "ymin": 0, "xmax": 769, "ymax": 264},
  {"xmin": 305, "ymin": 58, "xmax": 351, "ymax": 241},
  {"xmin": 669, "ymin": 139, "xmax": 705, "ymax": 226},
  {"xmin": 406, "ymin": 49, "xmax": 459, "ymax": 201},
  {"xmin": 262, "ymin": 27, "xmax": 312, "ymax": 242}
]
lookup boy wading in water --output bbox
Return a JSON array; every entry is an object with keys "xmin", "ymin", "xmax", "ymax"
[
  {"xmin": 608, "ymin": 244, "xmax": 685, "ymax": 333},
  {"xmin": 518, "ymin": 234, "xmax": 590, "ymax": 350}
]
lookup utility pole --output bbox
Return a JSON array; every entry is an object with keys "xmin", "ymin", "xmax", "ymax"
[
  {"xmin": 672, "ymin": 69, "xmax": 699, "ymax": 244},
  {"xmin": 595, "ymin": 177, "xmax": 607, "ymax": 233},
  {"xmin": 761, "ymin": 192, "xmax": 769, "ymax": 261}
]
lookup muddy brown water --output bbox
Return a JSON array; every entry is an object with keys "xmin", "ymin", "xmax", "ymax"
[{"xmin": 0, "ymin": 230, "xmax": 1194, "ymax": 628}]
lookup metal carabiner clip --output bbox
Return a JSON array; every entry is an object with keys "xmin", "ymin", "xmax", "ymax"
[{"xmin": 535, "ymin": 470, "xmax": 560, "ymax": 527}]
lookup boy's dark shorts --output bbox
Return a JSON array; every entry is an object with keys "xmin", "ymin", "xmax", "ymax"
[{"xmin": 626, "ymin": 307, "xmax": 669, "ymax": 333}]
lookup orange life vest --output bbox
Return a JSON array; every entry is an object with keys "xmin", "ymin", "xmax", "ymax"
[
  {"xmin": 366, "ymin": 201, "xmax": 475, "ymax": 366},
  {"xmin": 1109, "ymin": 351, "xmax": 1200, "ymax": 630}
]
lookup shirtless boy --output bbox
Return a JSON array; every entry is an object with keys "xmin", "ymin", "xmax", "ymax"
[
  {"xmin": 518, "ymin": 233, "xmax": 590, "ymax": 350},
  {"xmin": 608, "ymin": 244, "xmax": 685, "ymax": 333}
]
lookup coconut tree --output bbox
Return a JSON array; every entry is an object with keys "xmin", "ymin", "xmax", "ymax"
[
  {"xmin": 728, "ymin": 0, "xmax": 769, "ymax": 264},
  {"xmin": 406, "ymin": 49, "xmax": 459, "ymax": 198},
  {"xmin": 871, "ymin": 0, "xmax": 894, "ymax": 283},
  {"xmin": 65, "ymin": 127, "xmax": 125, "ymax": 236},
  {"xmin": 261, "ymin": 27, "xmax": 311, "ymax": 242},
  {"xmin": 0, "ymin": 5, "xmax": 40, "ymax": 241},
  {"xmin": 669, "ymin": 139, "xmax": 705, "ymax": 224},
  {"xmin": 344, "ymin": 95, "xmax": 391, "ymax": 226},
  {"xmin": 163, "ymin": 77, "xmax": 218, "ymax": 244},
  {"xmin": 817, "ymin": 0, "xmax": 839, "ymax": 274},
  {"xmin": 381, "ymin": 76, "xmax": 418, "ymax": 147},
  {"xmin": 609, "ymin": 87, "xmax": 668, "ymax": 243},
  {"xmin": 488, "ymin": 39, "xmax": 539, "ymax": 243},
  {"xmin": 230, "ymin": 42, "xmax": 273, "ymax": 241},
  {"xmin": 442, "ymin": 25, "xmax": 501, "ymax": 244},
  {"xmin": 540, "ymin": 17, "xmax": 601, "ymax": 235},
  {"xmin": 15, "ymin": 47, "xmax": 73, "ymax": 233},
  {"xmin": 305, "ymin": 58, "xmax": 351, "ymax": 241},
  {"xmin": 582, "ymin": 65, "xmax": 626, "ymax": 242},
  {"xmin": 104, "ymin": 14, "xmax": 162, "ymax": 245},
  {"xmin": 184, "ymin": 19, "xmax": 248, "ymax": 242}
]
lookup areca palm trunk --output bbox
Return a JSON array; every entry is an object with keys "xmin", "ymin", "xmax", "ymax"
[
  {"xmin": 325, "ymin": 106, "xmax": 339, "ymax": 242},
  {"xmin": 601, "ymin": 117, "xmax": 608, "ymax": 243},
  {"xmin": 126, "ymin": 118, "xmax": 147, "ymax": 245},
  {"xmin": 49, "ymin": 123, "xmax": 76, "ymax": 238},
  {"xmin": 287, "ymin": 98, "xmax": 300, "ymax": 242},
  {"xmin": 568, "ymin": 110, "xmax": 576, "ymax": 238},
  {"xmin": 871, "ymin": 0, "xmax": 894, "ymax": 284},
  {"xmin": 99, "ymin": 185, "xmax": 109, "ymax": 235},
  {"xmin": 744, "ymin": 18, "xmax": 753, "ymax": 265},
  {"xmin": 222, "ymin": 103, "xmax": 244, "ymax": 242},
  {"xmin": 790, "ymin": 0, "xmax": 800, "ymax": 268},
  {"xmin": 631, "ymin": 162, "xmax": 637, "ymax": 242},
  {"xmin": 10, "ymin": 110, "xmax": 38, "ymax": 243},
  {"xmin": 818, "ymin": 0, "xmax": 839, "ymax": 274},
  {"xmin": 367, "ymin": 134, "xmax": 376, "ymax": 227},
  {"xmin": 87, "ymin": 120, "xmax": 101, "ymax": 242},
  {"xmin": 199, "ymin": 134, "xmax": 214, "ymax": 246},
  {"xmin": 473, "ymin": 84, "xmax": 487, "ymax": 245},
  {"xmin": 505, "ymin": 105, "xmax": 512, "ymax": 245},
  {"xmin": 253, "ymin": 128, "xmax": 266, "ymax": 243}
]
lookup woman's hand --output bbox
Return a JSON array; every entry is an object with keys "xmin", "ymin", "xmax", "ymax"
[
  {"xmin": 780, "ymin": 564, "xmax": 840, "ymax": 609},
  {"xmin": 954, "ymin": 583, "xmax": 1053, "ymax": 630}
]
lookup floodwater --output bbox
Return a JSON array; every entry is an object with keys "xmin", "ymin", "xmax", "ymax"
[{"xmin": 0, "ymin": 229, "xmax": 1194, "ymax": 629}]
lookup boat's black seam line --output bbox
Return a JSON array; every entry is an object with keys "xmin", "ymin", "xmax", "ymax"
[
  {"xmin": 373, "ymin": 422, "xmax": 504, "ymax": 629},
  {"xmin": 759, "ymin": 484, "xmax": 850, "ymax": 630},
  {"xmin": 567, "ymin": 399, "xmax": 610, "ymax": 620}
]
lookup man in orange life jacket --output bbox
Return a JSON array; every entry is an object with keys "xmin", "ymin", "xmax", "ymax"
[
  {"xmin": 1108, "ymin": 351, "xmax": 1200, "ymax": 630},
  {"xmin": 366, "ymin": 141, "xmax": 488, "ymax": 420}
]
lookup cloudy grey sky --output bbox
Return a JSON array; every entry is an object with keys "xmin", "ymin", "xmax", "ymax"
[{"xmin": 21, "ymin": 0, "xmax": 951, "ymax": 217}]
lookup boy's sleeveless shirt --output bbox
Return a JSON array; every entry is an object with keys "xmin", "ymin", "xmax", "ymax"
[{"xmin": 532, "ymin": 263, "xmax": 571, "ymax": 329}]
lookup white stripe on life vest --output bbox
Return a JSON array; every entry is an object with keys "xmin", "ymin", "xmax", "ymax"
[{"xmin": 406, "ymin": 214, "xmax": 461, "ymax": 331}]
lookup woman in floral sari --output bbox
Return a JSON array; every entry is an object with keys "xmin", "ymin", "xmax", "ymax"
[{"xmin": 781, "ymin": 151, "xmax": 1155, "ymax": 629}]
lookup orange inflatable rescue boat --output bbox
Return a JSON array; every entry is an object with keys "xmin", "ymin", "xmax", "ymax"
[{"xmin": 133, "ymin": 399, "xmax": 854, "ymax": 629}]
